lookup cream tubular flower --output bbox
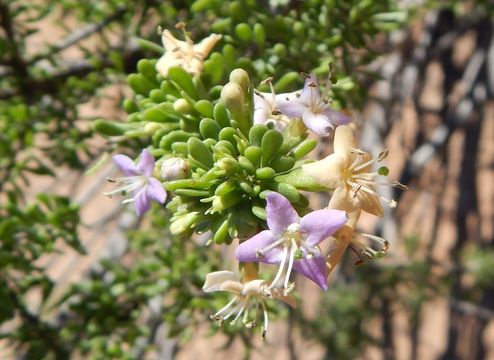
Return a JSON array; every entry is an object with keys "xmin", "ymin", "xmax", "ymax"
[
  {"xmin": 303, "ymin": 125, "xmax": 398, "ymax": 217},
  {"xmin": 203, "ymin": 270, "xmax": 295, "ymax": 337},
  {"xmin": 156, "ymin": 29, "xmax": 222, "ymax": 77}
]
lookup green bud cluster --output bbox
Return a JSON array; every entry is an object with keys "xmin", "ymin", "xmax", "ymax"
[{"xmin": 164, "ymin": 70, "xmax": 318, "ymax": 244}]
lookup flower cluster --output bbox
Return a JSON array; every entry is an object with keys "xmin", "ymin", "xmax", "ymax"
[{"xmin": 101, "ymin": 26, "xmax": 405, "ymax": 339}]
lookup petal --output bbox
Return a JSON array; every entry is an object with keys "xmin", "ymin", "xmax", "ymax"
[
  {"xmin": 356, "ymin": 188, "xmax": 384, "ymax": 217},
  {"xmin": 202, "ymin": 271, "xmax": 240, "ymax": 292},
  {"xmin": 242, "ymin": 279, "xmax": 265, "ymax": 295},
  {"xmin": 254, "ymin": 107, "xmax": 269, "ymax": 125},
  {"xmin": 293, "ymin": 254, "xmax": 328, "ymax": 290},
  {"xmin": 299, "ymin": 74, "xmax": 319, "ymax": 104},
  {"xmin": 300, "ymin": 209, "xmax": 348, "ymax": 247},
  {"xmin": 322, "ymin": 108, "xmax": 352, "ymax": 125},
  {"xmin": 302, "ymin": 153, "xmax": 345, "ymax": 189},
  {"xmin": 302, "ymin": 110, "xmax": 334, "ymax": 137},
  {"xmin": 220, "ymin": 280, "xmax": 244, "ymax": 294},
  {"xmin": 137, "ymin": 149, "xmax": 155, "ymax": 176},
  {"xmin": 193, "ymin": 33, "xmax": 222, "ymax": 58},
  {"xmin": 277, "ymin": 98, "xmax": 307, "ymax": 118},
  {"xmin": 328, "ymin": 186, "xmax": 357, "ymax": 212},
  {"xmin": 333, "ymin": 125, "xmax": 356, "ymax": 159},
  {"xmin": 113, "ymin": 154, "xmax": 138, "ymax": 176},
  {"xmin": 266, "ymin": 192, "xmax": 299, "ymax": 236},
  {"xmin": 146, "ymin": 178, "xmax": 167, "ymax": 204},
  {"xmin": 161, "ymin": 30, "xmax": 186, "ymax": 51},
  {"xmin": 134, "ymin": 188, "xmax": 151, "ymax": 216},
  {"xmin": 235, "ymin": 230, "xmax": 281, "ymax": 264}
]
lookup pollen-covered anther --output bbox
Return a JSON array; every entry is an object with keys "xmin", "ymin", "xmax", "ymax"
[{"xmin": 377, "ymin": 149, "xmax": 390, "ymax": 162}]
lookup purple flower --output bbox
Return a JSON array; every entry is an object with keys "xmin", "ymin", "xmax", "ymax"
[
  {"xmin": 235, "ymin": 192, "xmax": 347, "ymax": 291},
  {"xmin": 105, "ymin": 149, "xmax": 167, "ymax": 216},
  {"xmin": 277, "ymin": 74, "xmax": 351, "ymax": 136}
]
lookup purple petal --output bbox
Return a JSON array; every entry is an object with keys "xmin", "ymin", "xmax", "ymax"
[
  {"xmin": 277, "ymin": 98, "xmax": 307, "ymax": 118},
  {"xmin": 134, "ymin": 188, "xmax": 151, "ymax": 216},
  {"xmin": 293, "ymin": 254, "xmax": 328, "ymax": 290},
  {"xmin": 266, "ymin": 192, "xmax": 299, "ymax": 236},
  {"xmin": 254, "ymin": 107, "xmax": 269, "ymax": 125},
  {"xmin": 113, "ymin": 154, "xmax": 138, "ymax": 176},
  {"xmin": 302, "ymin": 110, "xmax": 334, "ymax": 137},
  {"xmin": 137, "ymin": 149, "xmax": 155, "ymax": 176},
  {"xmin": 300, "ymin": 209, "xmax": 347, "ymax": 247},
  {"xmin": 235, "ymin": 230, "xmax": 281, "ymax": 264},
  {"xmin": 146, "ymin": 177, "xmax": 167, "ymax": 204},
  {"xmin": 299, "ymin": 74, "xmax": 319, "ymax": 104},
  {"xmin": 322, "ymin": 108, "xmax": 351, "ymax": 125}
]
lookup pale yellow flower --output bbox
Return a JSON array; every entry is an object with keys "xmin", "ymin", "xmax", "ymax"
[
  {"xmin": 303, "ymin": 125, "xmax": 396, "ymax": 217},
  {"xmin": 156, "ymin": 29, "xmax": 222, "ymax": 77}
]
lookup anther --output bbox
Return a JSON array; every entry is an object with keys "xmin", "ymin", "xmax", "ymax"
[{"xmin": 377, "ymin": 150, "xmax": 389, "ymax": 162}]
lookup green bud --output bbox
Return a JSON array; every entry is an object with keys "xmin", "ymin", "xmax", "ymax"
[
  {"xmin": 273, "ymin": 43, "xmax": 287, "ymax": 57},
  {"xmin": 137, "ymin": 58, "xmax": 158, "ymax": 81},
  {"xmin": 243, "ymin": 146, "xmax": 262, "ymax": 167},
  {"xmin": 275, "ymin": 168, "xmax": 328, "ymax": 191},
  {"xmin": 216, "ymin": 156, "xmax": 241, "ymax": 174},
  {"xmin": 261, "ymin": 129, "xmax": 283, "ymax": 166},
  {"xmin": 92, "ymin": 119, "xmax": 129, "ymax": 136},
  {"xmin": 149, "ymin": 89, "xmax": 167, "ymax": 103},
  {"xmin": 213, "ymin": 102, "xmax": 231, "ymax": 128},
  {"xmin": 194, "ymin": 100, "xmax": 213, "ymax": 118},
  {"xmin": 275, "ymin": 182, "xmax": 300, "ymax": 203},
  {"xmin": 173, "ymin": 98, "xmax": 192, "ymax": 113},
  {"xmin": 249, "ymin": 124, "xmax": 268, "ymax": 146},
  {"xmin": 215, "ymin": 179, "xmax": 238, "ymax": 196},
  {"xmin": 128, "ymin": 73, "xmax": 156, "ymax": 96},
  {"xmin": 252, "ymin": 206, "xmax": 266, "ymax": 220},
  {"xmin": 191, "ymin": 0, "xmax": 212, "ymax": 12},
  {"xmin": 271, "ymin": 155, "xmax": 295, "ymax": 173},
  {"xmin": 211, "ymin": 192, "xmax": 242, "ymax": 213},
  {"xmin": 214, "ymin": 140, "xmax": 236, "ymax": 155},
  {"xmin": 168, "ymin": 66, "xmax": 198, "ymax": 99},
  {"xmin": 142, "ymin": 106, "xmax": 169, "ymax": 123},
  {"xmin": 253, "ymin": 23, "xmax": 265, "ymax": 48},
  {"xmin": 235, "ymin": 23, "xmax": 252, "ymax": 42},
  {"xmin": 221, "ymin": 82, "xmax": 244, "ymax": 117},
  {"xmin": 160, "ymin": 130, "xmax": 198, "ymax": 150},
  {"xmin": 238, "ymin": 156, "xmax": 255, "ymax": 175},
  {"xmin": 255, "ymin": 167, "xmax": 276, "ymax": 180},
  {"xmin": 229, "ymin": 68, "xmax": 250, "ymax": 94},
  {"xmin": 213, "ymin": 219, "xmax": 230, "ymax": 244},
  {"xmin": 187, "ymin": 138, "xmax": 214, "ymax": 169},
  {"xmin": 170, "ymin": 212, "xmax": 200, "ymax": 235},
  {"xmin": 291, "ymin": 139, "xmax": 317, "ymax": 160},
  {"xmin": 239, "ymin": 181, "xmax": 253, "ymax": 194},
  {"xmin": 174, "ymin": 189, "xmax": 210, "ymax": 197},
  {"xmin": 144, "ymin": 122, "xmax": 162, "ymax": 134},
  {"xmin": 123, "ymin": 99, "xmax": 138, "ymax": 114},
  {"xmin": 274, "ymin": 71, "xmax": 300, "ymax": 92},
  {"xmin": 218, "ymin": 127, "xmax": 237, "ymax": 145},
  {"xmin": 171, "ymin": 142, "xmax": 188, "ymax": 156},
  {"xmin": 202, "ymin": 52, "xmax": 224, "ymax": 83},
  {"xmin": 199, "ymin": 118, "xmax": 221, "ymax": 139}
]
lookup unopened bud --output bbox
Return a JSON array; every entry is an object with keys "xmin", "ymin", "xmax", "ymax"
[
  {"xmin": 144, "ymin": 122, "xmax": 162, "ymax": 134},
  {"xmin": 229, "ymin": 68, "xmax": 250, "ymax": 94},
  {"xmin": 221, "ymin": 82, "xmax": 245, "ymax": 114},
  {"xmin": 160, "ymin": 157, "xmax": 190, "ymax": 180},
  {"xmin": 173, "ymin": 98, "xmax": 192, "ymax": 113}
]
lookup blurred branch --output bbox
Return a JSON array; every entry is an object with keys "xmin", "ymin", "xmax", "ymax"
[{"xmin": 28, "ymin": 5, "xmax": 127, "ymax": 64}]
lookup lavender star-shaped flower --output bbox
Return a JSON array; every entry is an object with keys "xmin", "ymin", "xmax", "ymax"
[
  {"xmin": 105, "ymin": 149, "xmax": 166, "ymax": 216},
  {"xmin": 235, "ymin": 192, "xmax": 347, "ymax": 291},
  {"xmin": 277, "ymin": 74, "xmax": 351, "ymax": 136}
]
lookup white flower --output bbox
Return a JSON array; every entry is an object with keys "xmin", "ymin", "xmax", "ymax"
[{"xmin": 156, "ymin": 29, "xmax": 221, "ymax": 77}]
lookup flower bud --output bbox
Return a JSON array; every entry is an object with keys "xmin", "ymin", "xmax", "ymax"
[
  {"xmin": 229, "ymin": 68, "xmax": 250, "ymax": 94},
  {"xmin": 173, "ymin": 98, "xmax": 192, "ymax": 113},
  {"xmin": 221, "ymin": 82, "xmax": 244, "ymax": 114},
  {"xmin": 144, "ymin": 122, "xmax": 162, "ymax": 135},
  {"xmin": 160, "ymin": 157, "xmax": 190, "ymax": 180}
]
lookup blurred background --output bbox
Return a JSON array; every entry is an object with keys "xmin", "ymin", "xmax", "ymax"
[{"xmin": 1, "ymin": 0, "xmax": 493, "ymax": 359}]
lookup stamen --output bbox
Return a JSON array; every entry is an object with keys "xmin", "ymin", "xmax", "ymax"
[
  {"xmin": 348, "ymin": 244, "xmax": 365, "ymax": 266},
  {"xmin": 392, "ymin": 181, "xmax": 408, "ymax": 190},
  {"xmin": 256, "ymin": 237, "xmax": 286, "ymax": 258},
  {"xmin": 284, "ymin": 240, "xmax": 297, "ymax": 289},
  {"xmin": 213, "ymin": 297, "xmax": 236, "ymax": 318},
  {"xmin": 261, "ymin": 300, "xmax": 268, "ymax": 340},
  {"xmin": 357, "ymin": 232, "xmax": 390, "ymax": 251},
  {"xmin": 377, "ymin": 150, "xmax": 389, "ymax": 162},
  {"xmin": 352, "ymin": 158, "xmax": 376, "ymax": 172},
  {"xmin": 268, "ymin": 246, "xmax": 288, "ymax": 289}
]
